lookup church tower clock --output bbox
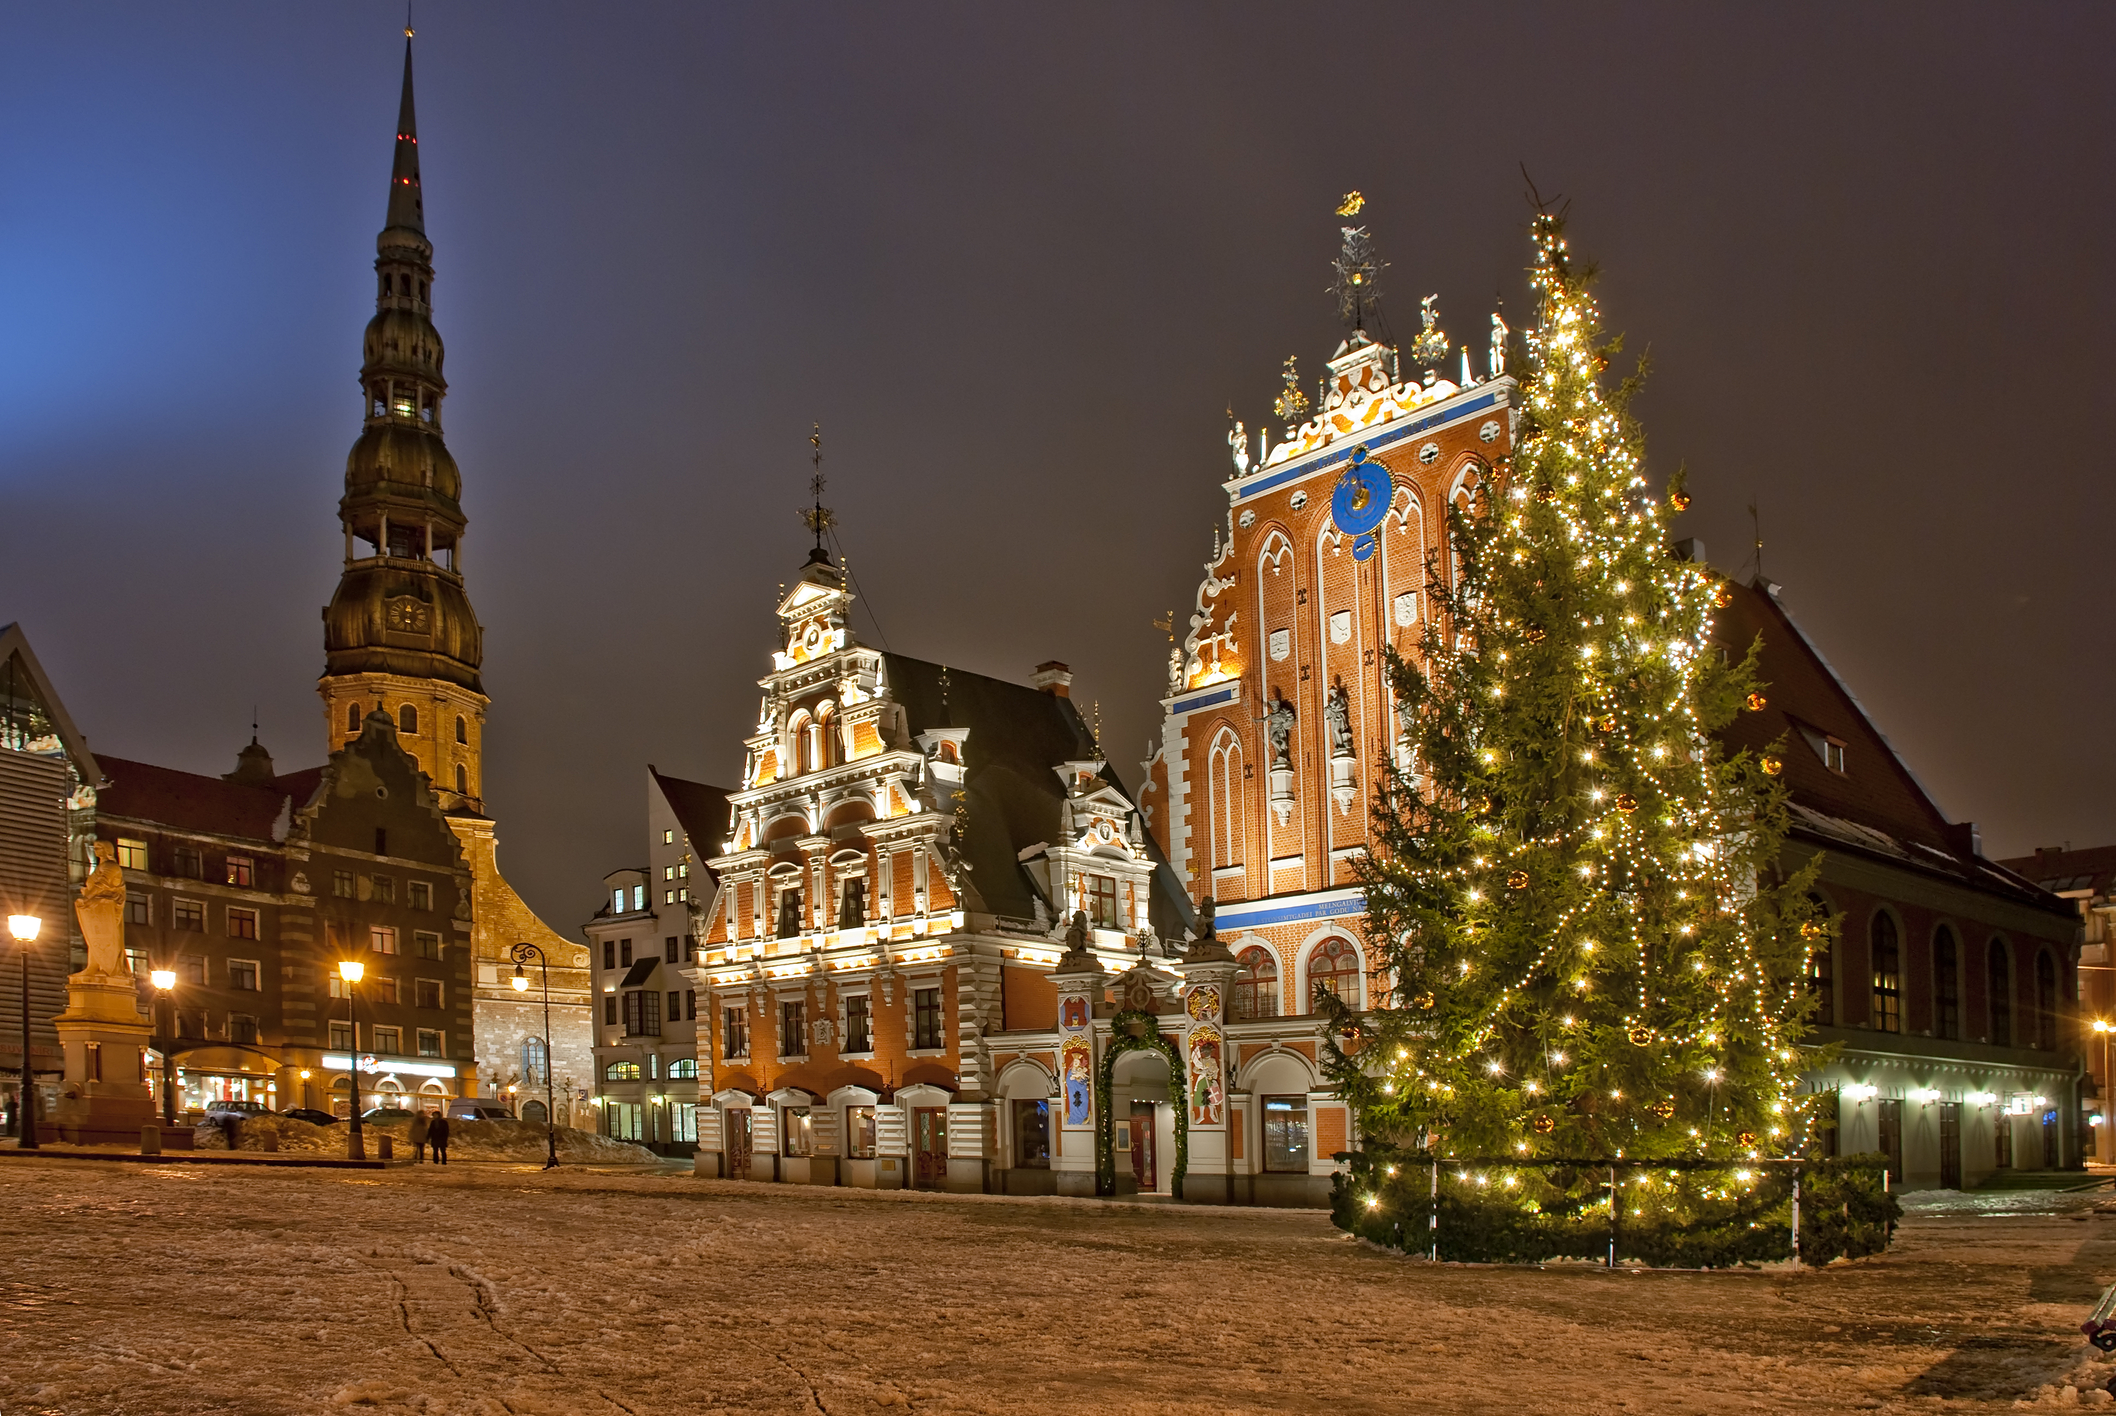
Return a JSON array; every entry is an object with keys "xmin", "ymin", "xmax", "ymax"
[{"xmin": 320, "ymin": 36, "xmax": 486, "ymax": 809}]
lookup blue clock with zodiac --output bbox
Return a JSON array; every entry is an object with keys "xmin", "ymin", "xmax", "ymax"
[{"xmin": 1330, "ymin": 445, "xmax": 1391, "ymax": 561}]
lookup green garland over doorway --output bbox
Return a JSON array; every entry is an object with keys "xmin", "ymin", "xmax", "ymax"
[{"xmin": 1095, "ymin": 1010, "xmax": 1188, "ymax": 1198}]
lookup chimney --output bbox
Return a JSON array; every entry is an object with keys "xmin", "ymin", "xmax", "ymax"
[
  {"xmin": 1943, "ymin": 821, "xmax": 1983, "ymax": 862},
  {"xmin": 1032, "ymin": 661, "xmax": 1072, "ymax": 697}
]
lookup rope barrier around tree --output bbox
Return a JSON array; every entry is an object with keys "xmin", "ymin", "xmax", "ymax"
[{"xmin": 1333, "ymin": 1147, "xmax": 1899, "ymax": 1267}]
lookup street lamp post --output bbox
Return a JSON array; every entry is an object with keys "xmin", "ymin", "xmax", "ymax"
[
  {"xmin": 509, "ymin": 941, "xmax": 559, "ymax": 1170},
  {"xmin": 340, "ymin": 959, "xmax": 365, "ymax": 1160},
  {"xmin": 150, "ymin": 968, "xmax": 178, "ymax": 1125},
  {"xmin": 9, "ymin": 915, "xmax": 40, "ymax": 1150}
]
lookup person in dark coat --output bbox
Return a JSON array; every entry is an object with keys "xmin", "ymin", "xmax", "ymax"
[
  {"xmin": 428, "ymin": 1110, "xmax": 451, "ymax": 1165},
  {"xmin": 409, "ymin": 1109, "xmax": 431, "ymax": 1162}
]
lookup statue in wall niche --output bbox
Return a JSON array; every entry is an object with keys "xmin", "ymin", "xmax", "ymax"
[
  {"xmin": 1064, "ymin": 909, "xmax": 1090, "ymax": 954},
  {"xmin": 76, "ymin": 840, "xmax": 128, "ymax": 977},
  {"xmin": 1265, "ymin": 693, "xmax": 1296, "ymax": 769},
  {"xmin": 1191, "ymin": 896, "xmax": 1217, "ymax": 952},
  {"xmin": 1325, "ymin": 680, "xmax": 1354, "ymax": 758}
]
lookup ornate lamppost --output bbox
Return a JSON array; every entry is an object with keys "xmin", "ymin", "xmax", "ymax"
[
  {"xmin": 9, "ymin": 914, "xmax": 39, "ymax": 1150},
  {"xmin": 150, "ymin": 966, "xmax": 178, "ymax": 1125},
  {"xmin": 339, "ymin": 958, "xmax": 365, "ymax": 1160},
  {"xmin": 509, "ymin": 941, "xmax": 559, "ymax": 1170}
]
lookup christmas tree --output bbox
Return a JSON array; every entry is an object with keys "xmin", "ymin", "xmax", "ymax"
[{"xmin": 1329, "ymin": 208, "xmax": 1829, "ymax": 1255}]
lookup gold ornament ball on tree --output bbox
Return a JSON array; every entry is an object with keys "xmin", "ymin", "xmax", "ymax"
[
  {"xmin": 1532, "ymin": 1114, "xmax": 1555, "ymax": 1135},
  {"xmin": 1615, "ymin": 792, "xmax": 1639, "ymax": 814},
  {"xmin": 1628, "ymin": 1025, "xmax": 1653, "ymax": 1047},
  {"xmin": 1800, "ymin": 919, "xmax": 1826, "ymax": 940},
  {"xmin": 1507, "ymin": 871, "xmax": 1530, "ymax": 890},
  {"xmin": 1651, "ymin": 1099, "xmax": 1675, "ymax": 1120},
  {"xmin": 1737, "ymin": 1130, "xmax": 1756, "ymax": 1147},
  {"xmin": 1526, "ymin": 626, "xmax": 1546, "ymax": 644},
  {"xmin": 1762, "ymin": 756, "xmax": 1783, "ymax": 776},
  {"xmin": 1744, "ymin": 692, "xmax": 1767, "ymax": 711},
  {"xmin": 1669, "ymin": 489, "xmax": 1692, "ymax": 511},
  {"xmin": 1714, "ymin": 583, "xmax": 1734, "ymax": 608}
]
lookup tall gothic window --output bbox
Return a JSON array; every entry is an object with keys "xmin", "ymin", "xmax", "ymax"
[
  {"xmin": 1233, "ymin": 946, "xmax": 1280, "ymax": 1021},
  {"xmin": 1933, "ymin": 926, "xmax": 1960, "ymax": 1041},
  {"xmin": 1869, "ymin": 912, "xmax": 1901, "ymax": 1033},
  {"xmin": 2036, "ymin": 950, "xmax": 2058, "ymax": 1050},
  {"xmin": 1988, "ymin": 939, "xmax": 2012, "ymax": 1047}
]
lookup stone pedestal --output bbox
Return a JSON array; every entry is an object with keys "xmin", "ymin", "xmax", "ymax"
[{"xmin": 48, "ymin": 972, "xmax": 155, "ymax": 1145}]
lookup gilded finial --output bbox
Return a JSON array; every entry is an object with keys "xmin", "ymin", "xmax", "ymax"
[{"xmin": 1336, "ymin": 191, "xmax": 1365, "ymax": 217}]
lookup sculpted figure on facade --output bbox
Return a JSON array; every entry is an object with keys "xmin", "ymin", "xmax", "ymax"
[
  {"xmin": 1324, "ymin": 681, "xmax": 1354, "ymax": 758},
  {"xmin": 1265, "ymin": 693, "xmax": 1296, "ymax": 769}
]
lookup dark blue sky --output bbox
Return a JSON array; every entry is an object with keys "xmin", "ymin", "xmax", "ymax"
[{"xmin": 4, "ymin": 3, "xmax": 2111, "ymax": 929}]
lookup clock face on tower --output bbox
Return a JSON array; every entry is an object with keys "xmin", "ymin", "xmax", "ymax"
[{"xmin": 1330, "ymin": 446, "xmax": 1391, "ymax": 560}]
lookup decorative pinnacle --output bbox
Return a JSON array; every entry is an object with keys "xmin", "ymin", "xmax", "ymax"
[
  {"xmin": 1273, "ymin": 355, "xmax": 1310, "ymax": 432},
  {"xmin": 1336, "ymin": 191, "xmax": 1365, "ymax": 217},
  {"xmin": 1332, "ymin": 220, "xmax": 1386, "ymax": 332}
]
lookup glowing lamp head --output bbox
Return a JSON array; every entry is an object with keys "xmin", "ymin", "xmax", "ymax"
[
  {"xmin": 2096, "ymin": 1020, "xmax": 2112, "ymax": 1034},
  {"xmin": 299, "ymin": 1069, "xmax": 311, "ymax": 1080},
  {"xmin": 512, "ymin": 965, "xmax": 528, "ymax": 993},
  {"xmin": 7, "ymin": 914, "xmax": 40, "ymax": 944},
  {"xmin": 338, "ymin": 959, "xmax": 365, "ymax": 984},
  {"xmin": 150, "ymin": 968, "xmax": 177, "ymax": 991}
]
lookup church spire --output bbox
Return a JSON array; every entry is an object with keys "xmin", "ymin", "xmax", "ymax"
[
  {"xmin": 385, "ymin": 35, "xmax": 424, "ymax": 235},
  {"xmin": 320, "ymin": 31, "xmax": 486, "ymax": 810}
]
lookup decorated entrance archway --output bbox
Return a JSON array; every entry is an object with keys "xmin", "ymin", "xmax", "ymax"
[{"xmin": 1095, "ymin": 1010, "xmax": 1188, "ymax": 1198}]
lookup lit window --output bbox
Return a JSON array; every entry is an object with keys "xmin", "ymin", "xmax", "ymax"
[
  {"xmin": 1870, "ymin": 913, "xmax": 1900, "ymax": 1033},
  {"xmin": 664, "ymin": 890, "xmax": 675, "ymax": 905},
  {"xmin": 1307, "ymin": 937, "xmax": 1362, "ymax": 1010},
  {"xmin": 1086, "ymin": 875, "xmax": 1119, "ymax": 929},
  {"xmin": 1263, "ymin": 1095, "xmax": 1310, "ymax": 1172},
  {"xmin": 723, "ymin": 1007, "xmax": 749, "ymax": 1059},
  {"xmin": 663, "ymin": 829, "xmax": 674, "ymax": 845},
  {"xmin": 226, "ymin": 855, "xmax": 254, "ymax": 888},
  {"xmin": 370, "ymin": 926, "xmax": 398, "ymax": 955},
  {"xmin": 782, "ymin": 1106, "xmax": 813, "ymax": 1157},
  {"xmin": 116, "ymin": 838, "xmax": 150, "ymax": 871},
  {"xmin": 847, "ymin": 1105, "xmax": 878, "ymax": 1158},
  {"xmin": 1233, "ymin": 946, "xmax": 1280, "ymax": 1021},
  {"xmin": 632, "ymin": 885, "xmax": 645, "ymax": 911},
  {"xmin": 604, "ymin": 1060, "xmax": 641, "ymax": 1081},
  {"xmin": 668, "ymin": 1057, "xmax": 698, "ymax": 1079}
]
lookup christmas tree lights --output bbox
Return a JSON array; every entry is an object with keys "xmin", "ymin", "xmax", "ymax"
[{"xmin": 1330, "ymin": 210, "xmax": 1827, "ymax": 1215}]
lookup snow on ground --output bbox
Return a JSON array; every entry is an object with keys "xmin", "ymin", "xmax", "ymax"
[
  {"xmin": 191, "ymin": 1117, "xmax": 658, "ymax": 1164},
  {"xmin": 2, "ymin": 1155, "xmax": 2115, "ymax": 1415}
]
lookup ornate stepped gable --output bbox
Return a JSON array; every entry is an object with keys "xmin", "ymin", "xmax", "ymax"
[
  {"xmin": 688, "ymin": 547, "xmax": 1187, "ymax": 1110},
  {"xmin": 1143, "ymin": 249, "xmax": 1520, "ymax": 1022}
]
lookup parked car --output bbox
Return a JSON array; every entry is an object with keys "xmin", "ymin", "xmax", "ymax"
[
  {"xmin": 446, "ymin": 1102, "xmax": 513, "ymax": 1121},
  {"xmin": 281, "ymin": 1108, "xmax": 339, "ymax": 1126},
  {"xmin": 360, "ymin": 1107, "xmax": 419, "ymax": 1123},
  {"xmin": 204, "ymin": 1100, "xmax": 274, "ymax": 1118}
]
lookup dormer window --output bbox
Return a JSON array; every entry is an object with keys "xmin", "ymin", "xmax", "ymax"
[
  {"xmin": 1086, "ymin": 874, "xmax": 1119, "ymax": 929},
  {"xmin": 1795, "ymin": 722, "xmax": 1847, "ymax": 774}
]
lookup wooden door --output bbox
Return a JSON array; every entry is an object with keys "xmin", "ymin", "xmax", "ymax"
[
  {"xmin": 1129, "ymin": 1102, "xmax": 1156, "ymax": 1192},
  {"xmin": 1938, "ymin": 1102, "xmax": 1961, "ymax": 1189},
  {"xmin": 914, "ymin": 1107, "xmax": 948, "ymax": 1189},
  {"xmin": 727, "ymin": 1108, "xmax": 752, "ymax": 1180}
]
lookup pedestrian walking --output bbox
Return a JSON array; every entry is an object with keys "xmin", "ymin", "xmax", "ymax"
[
  {"xmin": 410, "ymin": 1108, "xmax": 430, "ymax": 1163},
  {"xmin": 428, "ymin": 1110, "xmax": 450, "ymax": 1165}
]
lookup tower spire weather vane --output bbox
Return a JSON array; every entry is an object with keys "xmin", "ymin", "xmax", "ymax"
[
  {"xmin": 801, "ymin": 422, "xmax": 835, "ymax": 556},
  {"xmin": 1330, "ymin": 193, "xmax": 1385, "ymax": 332}
]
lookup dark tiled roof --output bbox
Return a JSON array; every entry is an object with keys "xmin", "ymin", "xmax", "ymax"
[
  {"xmin": 879, "ymin": 654, "xmax": 1193, "ymax": 936},
  {"xmin": 1995, "ymin": 843, "xmax": 2116, "ymax": 899},
  {"xmin": 1713, "ymin": 578, "xmax": 2067, "ymax": 917},
  {"xmin": 650, "ymin": 767, "xmax": 733, "ymax": 869},
  {"xmin": 96, "ymin": 754, "xmax": 322, "ymax": 845}
]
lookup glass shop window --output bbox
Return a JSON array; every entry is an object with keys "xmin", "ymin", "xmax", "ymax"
[
  {"xmin": 847, "ymin": 1105, "xmax": 877, "ymax": 1159},
  {"xmin": 1262, "ymin": 1095, "xmax": 1310, "ymax": 1173},
  {"xmin": 782, "ymin": 1107, "xmax": 813, "ymax": 1157}
]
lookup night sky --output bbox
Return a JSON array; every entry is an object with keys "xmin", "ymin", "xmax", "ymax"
[{"xmin": 4, "ymin": 5, "xmax": 2111, "ymax": 931}]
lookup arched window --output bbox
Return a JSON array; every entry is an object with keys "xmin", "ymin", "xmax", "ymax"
[
  {"xmin": 820, "ymin": 711, "xmax": 842, "ymax": 767},
  {"xmin": 454, "ymin": 716, "xmax": 467, "ymax": 744},
  {"xmin": 1987, "ymin": 939, "xmax": 2012, "ymax": 1047},
  {"xmin": 1233, "ymin": 946, "xmax": 1280, "ymax": 1021},
  {"xmin": 1805, "ymin": 895, "xmax": 1833, "ymax": 1025},
  {"xmin": 455, "ymin": 764, "xmax": 467, "ymax": 794},
  {"xmin": 521, "ymin": 1036, "xmax": 548, "ymax": 1086},
  {"xmin": 2036, "ymin": 950, "xmax": 2058, "ymax": 1050},
  {"xmin": 347, "ymin": 703, "xmax": 362, "ymax": 734},
  {"xmin": 791, "ymin": 714, "xmax": 815, "ymax": 775},
  {"xmin": 668, "ymin": 1058, "xmax": 698, "ymax": 1079},
  {"xmin": 937, "ymin": 741, "xmax": 959, "ymax": 764},
  {"xmin": 603, "ymin": 1060, "xmax": 641, "ymax": 1081},
  {"xmin": 1307, "ymin": 936, "xmax": 1362, "ymax": 1011},
  {"xmin": 1869, "ymin": 912, "xmax": 1900, "ymax": 1033},
  {"xmin": 1209, "ymin": 729, "xmax": 1244, "ymax": 874},
  {"xmin": 399, "ymin": 704, "xmax": 419, "ymax": 735}
]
